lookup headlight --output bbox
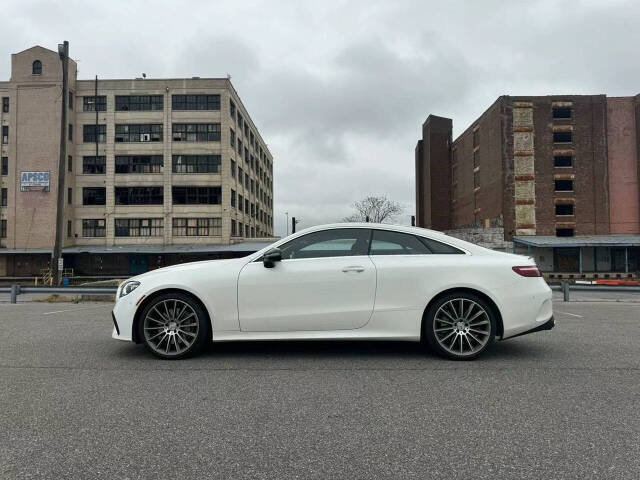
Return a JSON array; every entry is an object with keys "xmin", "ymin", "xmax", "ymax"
[{"xmin": 119, "ymin": 281, "xmax": 140, "ymax": 298}]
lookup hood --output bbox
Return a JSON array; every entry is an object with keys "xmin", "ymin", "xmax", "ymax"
[{"xmin": 128, "ymin": 258, "xmax": 240, "ymax": 282}]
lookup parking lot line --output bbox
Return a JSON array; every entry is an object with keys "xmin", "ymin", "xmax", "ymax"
[
  {"xmin": 43, "ymin": 305, "xmax": 111, "ymax": 316},
  {"xmin": 555, "ymin": 311, "xmax": 584, "ymax": 318}
]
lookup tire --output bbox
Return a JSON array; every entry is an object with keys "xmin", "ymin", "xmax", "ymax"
[
  {"xmin": 138, "ymin": 292, "xmax": 210, "ymax": 359},
  {"xmin": 423, "ymin": 292, "xmax": 496, "ymax": 360}
]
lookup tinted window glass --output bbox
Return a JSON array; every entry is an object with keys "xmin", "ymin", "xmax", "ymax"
[
  {"xmin": 370, "ymin": 230, "xmax": 431, "ymax": 255},
  {"xmin": 280, "ymin": 229, "xmax": 370, "ymax": 260},
  {"xmin": 418, "ymin": 236, "xmax": 464, "ymax": 254}
]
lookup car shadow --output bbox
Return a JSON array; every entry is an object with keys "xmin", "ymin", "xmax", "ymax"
[{"xmin": 112, "ymin": 336, "xmax": 555, "ymax": 363}]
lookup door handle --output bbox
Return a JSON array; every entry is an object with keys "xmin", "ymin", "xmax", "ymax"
[{"xmin": 342, "ymin": 266, "xmax": 365, "ymax": 273}]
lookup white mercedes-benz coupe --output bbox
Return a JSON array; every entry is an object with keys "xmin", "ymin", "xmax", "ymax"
[{"xmin": 111, "ymin": 223, "xmax": 554, "ymax": 360}]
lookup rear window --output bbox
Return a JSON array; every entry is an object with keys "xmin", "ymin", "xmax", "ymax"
[{"xmin": 418, "ymin": 236, "xmax": 465, "ymax": 254}]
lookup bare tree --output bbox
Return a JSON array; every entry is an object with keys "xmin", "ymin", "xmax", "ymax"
[{"xmin": 343, "ymin": 195, "xmax": 403, "ymax": 223}]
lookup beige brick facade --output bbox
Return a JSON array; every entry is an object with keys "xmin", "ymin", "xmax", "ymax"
[{"xmin": 0, "ymin": 45, "xmax": 274, "ymax": 256}]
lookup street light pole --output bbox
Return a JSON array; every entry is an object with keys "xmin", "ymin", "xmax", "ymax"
[
  {"xmin": 285, "ymin": 212, "xmax": 289, "ymax": 236},
  {"xmin": 51, "ymin": 40, "xmax": 69, "ymax": 286}
]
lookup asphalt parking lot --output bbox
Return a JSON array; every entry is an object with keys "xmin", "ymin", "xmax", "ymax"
[{"xmin": 1, "ymin": 297, "xmax": 639, "ymax": 479}]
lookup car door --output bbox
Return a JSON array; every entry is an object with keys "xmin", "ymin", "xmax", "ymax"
[{"xmin": 237, "ymin": 228, "xmax": 376, "ymax": 332}]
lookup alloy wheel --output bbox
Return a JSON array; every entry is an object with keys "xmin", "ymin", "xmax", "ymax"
[
  {"xmin": 433, "ymin": 298, "xmax": 491, "ymax": 357},
  {"xmin": 143, "ymin": 299, "xmax": 200, "ymax": 356}
]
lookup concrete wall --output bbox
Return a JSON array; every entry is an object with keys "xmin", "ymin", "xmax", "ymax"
[{"xmin": 607, "ymin": 97, "xmax": 640, "ymax": 233}]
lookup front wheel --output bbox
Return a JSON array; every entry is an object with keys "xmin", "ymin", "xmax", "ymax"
[
  {"xmin": 424, "ymin": 293, "xmax": 496, "ymax": 360},
  {"xmin": 139, "ymin": 293, "xmax": 210, "ymax": 359}
]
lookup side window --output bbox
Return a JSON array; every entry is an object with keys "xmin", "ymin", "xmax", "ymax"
[
  {"xmin": 418, "ymin": 236, "xmax": 465, "ymax": 254},
  {"xmin": 279, "ymin": 228, "xmax": 370, "ymax": 260},
  {"xmin": 370, "ymin": 230, "xmax": 431, "ymax": 255}
]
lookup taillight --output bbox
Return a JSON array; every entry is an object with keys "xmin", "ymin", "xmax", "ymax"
[{"xmin": 512, "ymin": 265, "xmax": 542, "ymax": 277}]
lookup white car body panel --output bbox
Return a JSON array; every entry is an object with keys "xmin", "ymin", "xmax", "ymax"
[
  {"xmin": 111, "ymin": 223, "xmax": 553, "ymax": 345},
  {"xmin": 238, "ymin": 255, "xmax": 376, "ymax": 331}
]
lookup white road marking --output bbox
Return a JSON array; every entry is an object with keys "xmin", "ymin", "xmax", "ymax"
[
  {"xmin": 555, "ymin": 311, "xmax": 583, "ymax": 318},
  {"xmin": 43, "ymin": 305, "xmax": 111, "ymax": 316}
]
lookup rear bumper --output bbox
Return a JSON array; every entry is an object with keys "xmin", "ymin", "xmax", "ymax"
[{"xmin": 502, "ymin": 315, "xmax": 555, "ymax": 340}]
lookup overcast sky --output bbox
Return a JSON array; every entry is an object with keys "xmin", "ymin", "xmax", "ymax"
[{"xmin": 2, "ymin": 0, "xmax": 639, "ymax": 236}]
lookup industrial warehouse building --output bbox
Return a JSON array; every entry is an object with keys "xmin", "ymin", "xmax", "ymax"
[
  {"xmin": 0, "ymin": 45, "xmax": 275, "ymax": 277},
  {"xmin": 415, "ymin": 95, "xmax": 640, "ymax": 276}
]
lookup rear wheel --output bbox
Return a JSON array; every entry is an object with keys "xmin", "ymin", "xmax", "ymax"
[
  {"xmin": 139, "ymin": 293, "xmax": 209, "ymax": 359},
  {"xmin": 424, "ymin": 292, "xmax": 496, "ymax": 360}
]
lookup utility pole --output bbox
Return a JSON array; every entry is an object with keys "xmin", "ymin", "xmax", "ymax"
[
  {"xmin": 51, "ymin": 40, "xmax": 69, "ymax": 286},
  {"xmin": 285, "ymin": 212, "xmax": 289, "ymax": 236},
  {"xmin": 291, "ymin": 217, "xmax": 300, "ymax": 234}
]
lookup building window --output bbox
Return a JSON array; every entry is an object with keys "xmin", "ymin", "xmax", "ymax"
[
  {"xmin": 554, "ymin": 179, "xmax": 573, "ymax": 192},
  {"xmin": 552, "ymin": 107, "xmax": 572, "ymax": 119},
  {"xmin": 172, "ymin": 123, "xmax": 221, "ymax": 142},
  {"xmin": 1, "ymin": 188, "xmax": 6, "ymax": 206},
  {"xmin": 238, "ymin": 194, "xmax": 243, "ymax": 212},
  {"xmin": 171, "ymin": 94, "xmax": 220, "ymax": 111},
  {"xmin": 68, "ymin": 155, "xmax": 72, "ymax": 172},
  {"xmin": 115, "ymin": 124, "xmax": 163, "ymax": 142},
  {"xmin": 230, "ymin": 128, "xmax": 235, "ymax": 148},
  {"xmin": 237, "ymin": 139, "xmax": 242, "ymax": 155},
  {"xmin": 69, "ymin": 91, "xmax": 73, "ymax": 110},
  {"xmin": 82, "ymin": 219, "xmax": 106, "ymax": 237},
  {"xmin": 67, "ymin": 220, "xmax": 72, "ymax": 237},
  {"xmin": 82, "ymin": 187, "xmax": 106, "ymax": 205},
  {"xmin": 172, "ymin": 155, "xmax": 221, "ymax": 173},
  {"xmin": 231, "ymin": 189, "xmax": 236, "ymax": 208},
  {"xmin": 245, "ymin": 198, "xmax": 249, "ymax": 213},
  {"xmin": 32, "ymin": 60, "xmax": 42, "ymax": 75},
  {"xmin": 172, "ymin": 186, "xmax": 221, "ymax": 205},
  {"xmin": 231, "ymin": 160, "xmax": 236, "ymax": 178},
  {"xmin": 68, "ymin": 123, "xmax": 73, "ymax": 141},
  {"xmin": 67, "ymin": 187, "xmax": 72, "ymax": 204},
  {"xmin": 115, "ymin": 218, "xmax": 163, "ymax": 237},
  {"xmin": 2, "ymin": 126, "xmax": 8, "ymax": 144},
  {"xmin": 115, "ymin": 95, "xmax": 163, "ymax": 111},
  {"xmin": 0, "ymin": 219, "xmax": 6, "ymax": 238},
  {"xmin": 231, "ymin": 219, "xmax": 237, "ymax": 237},
  {"xmin": 245, "ymin": 173, "xmax": 249, "ymax": 188},
  {"xmin": 115, "ymin": 187, "xmax": 163, "ymax": 205},
  {"xmin": 172, "ymin": 217, "xmax": 222, "ymax": 236},
  {"xmin": 83, "ymin": 156, "xmax": 106, "ymax": 174},
  {"xmin": 556, "ymin": 204, "xmax": 574, "ymax": 216},
  {"xmin": 83, "ymin": 124, "xmax": 106, "ymax": 143},
  {"xmin": 553, "ymin": 131, "xmax": 572, "ymax": 143},
  {"xmin": 230, "ymin": 100, "xmax": 236, "ymax": 119},
  {"xmin": 83, "ymin": 96, "xmax": 106, "ymax": 112},
  {"xmin": 245, "ymin": 224, "xmax": 249, "ymax": 237},
  {"xmin": 1, "ymin": 157, "xmax": 7, "ymax": 176},
  {"xmin": 554, "ymin": 155, "xmax": 573, "ymax": 168},
  {"xmin": 556, "ymin": 228, "xmax": 574, "ymax": 237},
  {"xmin": 2, "ymin": 97, "xmax": 8, "ymax": 113},
  {"xmin": 116, "ymin": 155, "xmax": 164, "ymax": 174}
]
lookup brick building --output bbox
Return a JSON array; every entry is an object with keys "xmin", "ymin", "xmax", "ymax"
[
  {"xmin": 0, "ymin": 45, "xmax": 275, "ymax": 277},
  {"xmin": 415, "ymin": 95, "xmax": 640, "ymax": 275}
]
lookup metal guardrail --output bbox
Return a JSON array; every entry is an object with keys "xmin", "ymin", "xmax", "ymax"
[
  {"xmin": 1, "ymin": 286, "xmax": 117, "ymax": 304},
  {"xmin": 550, "ymin": 282, "xmax": 639, "ymax": 301},
  {"xmin": 1, "ymin": 283, "xmax": 638, "ymax": 304}
]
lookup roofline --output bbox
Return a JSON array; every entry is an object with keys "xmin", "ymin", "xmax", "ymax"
[{"xmin": 513, "ymin": 237, "xmax": 640, "ymax": 248}]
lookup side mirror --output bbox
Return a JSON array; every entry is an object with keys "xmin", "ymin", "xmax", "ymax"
[{"xmin": 263, "ymin": 248, "xmax": 282, "ymax": 268}]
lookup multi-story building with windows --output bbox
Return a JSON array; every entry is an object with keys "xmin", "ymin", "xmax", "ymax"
[
  {"xmin": 0, "ymin": 45, "xmax": 275, "ymax": 276},
  {"xmin": 415, "ymin": 95, "xmax": 640, "ymax": 276}
]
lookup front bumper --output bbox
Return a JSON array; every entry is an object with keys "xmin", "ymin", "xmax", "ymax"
[
  {"xmin": 111, "ymin": 290, "xmax": 143, "ymax": 342},
  {"xmin": 502, "ymin": 315, "xmax": 555, "ymax": 340}
]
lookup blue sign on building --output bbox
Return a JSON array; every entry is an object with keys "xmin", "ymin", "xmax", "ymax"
[{"xmin": 20, "ymin": 171, "xmax": 50, "ymax": 191}]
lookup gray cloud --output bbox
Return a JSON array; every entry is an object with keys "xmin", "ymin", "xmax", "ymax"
[{"xmin": 2, "ymin": 0, "xmax": 639, "ymax": 236}]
